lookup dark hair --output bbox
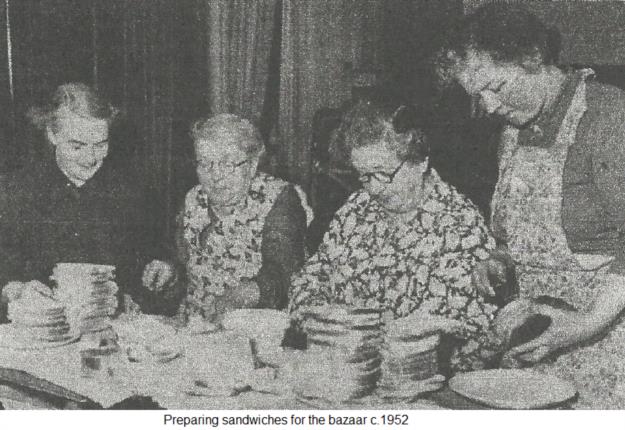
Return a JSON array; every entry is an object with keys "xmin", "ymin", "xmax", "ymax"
[
  {"xmin": 342, "ymin": 100, "xmax": 428, "ymax": 163},
  {"xmin": 433, "ymin": 4, "xmax": 556, "ymax": 89},
  {"xmin": 28, "ymin": 82, "xmax": 119, "ymax": 133}
]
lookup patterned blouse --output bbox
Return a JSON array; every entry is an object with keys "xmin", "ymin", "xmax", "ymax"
[
  {"xmin": 290, "ymin": 170, "xmax": 501, "ymax": 370},
  {"xmin": 180, "ymin": 172, "xmax": 310, "ymax": 322}
]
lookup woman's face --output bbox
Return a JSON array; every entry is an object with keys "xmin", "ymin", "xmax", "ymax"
[
  {"xmin": 455, "ymin": 49, "xmax": 552, "ymax": 127},
  {"xmin": 195, "ymin": 138, "xmax": 258, "ymax": 209},
  {"xmin": 47, "ymin": 111, "xmax": 109, "ymax": 186},
  {"xmin": 351, "ymin": 142, "xmax": 427, "ymax": 214}
]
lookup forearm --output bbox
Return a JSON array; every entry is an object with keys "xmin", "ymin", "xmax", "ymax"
[
  {"xmin": 583, "ymin": 274, "xmax": 625, "ymax": 335},
  {"xmin": 256, "ymin": 261, "xmax": 289, "ymax": 309}
]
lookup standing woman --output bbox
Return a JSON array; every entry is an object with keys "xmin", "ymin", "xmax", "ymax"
[
  {"xmin": 177, "ymin": 114, "xmax": 311, "ymax": 327},
  {"xmin": 435, "ymin": 4, "xmax": 625, "ymax": 408}
]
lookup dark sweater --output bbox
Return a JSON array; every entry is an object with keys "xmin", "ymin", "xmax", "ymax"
[{"xmin": 0, "ymin": 156, "xmax": 174, "ymax": 317}]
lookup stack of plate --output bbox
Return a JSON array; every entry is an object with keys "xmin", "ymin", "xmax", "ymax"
[
  {"xmin": 377, "ymin": 331, "xmax": 441, "ymax": 400},
  {"xmin": 295, "ymin": 305, "xmax": 383, "ymax": 403},
  {"xmin": 7, "ymin": 289, "xmax": 77, "ymax": 347},
  {"xmin": 52, "ymin": 263, "xmax": 118, "ymax": 335}
]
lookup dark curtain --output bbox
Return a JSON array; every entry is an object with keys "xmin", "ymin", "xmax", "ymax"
[
  {"xmin": 96, "ymin": 0, "xmax": 210, "ymax": 238},
  {"xmin": 8, "ymin": 0, "xmax": 95, "ymax": 169},
  {"xmin": 279, "ymin": 0, "xmax": 383, "ymax": 190},
  {"xmin": 0, "ymin": 0, "xmax": 11, "ymax": 174}
]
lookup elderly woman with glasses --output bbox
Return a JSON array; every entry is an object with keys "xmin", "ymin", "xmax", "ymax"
[
  {"xmin": 289, "ymin": 100, "xmax": 505, "ymax": 372},
  {"xmin": 176, "ymin": 114, "xmax": 312, "ymax": 328}
]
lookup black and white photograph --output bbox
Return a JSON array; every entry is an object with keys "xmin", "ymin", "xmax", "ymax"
[{"xmin": 1, "ymin": 0, "xmax": 625, "ymax": 421}]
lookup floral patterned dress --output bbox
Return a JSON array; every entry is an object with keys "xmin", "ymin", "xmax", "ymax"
[
  {"xmin": 180, "ymin": 172, "xmax": 311, "ymax": 322},
  {"xmin": 290, "ymin": 170, "xmax": 501, "ymax": 371}
]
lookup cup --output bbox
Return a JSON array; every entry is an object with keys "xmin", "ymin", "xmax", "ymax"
[{"xmin": 80, "ymin": 348, "xmax": 103, "ymax": 378}]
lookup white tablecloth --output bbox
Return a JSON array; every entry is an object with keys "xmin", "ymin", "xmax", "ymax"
[{"xmin": 0, "ymin": 327, "xmax": 442, "ymax": 409}]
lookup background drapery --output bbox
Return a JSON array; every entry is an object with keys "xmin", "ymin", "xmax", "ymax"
[
  {"xmin": 0, "ymin": 0, "xmax": 12, "ymax": 174},
  {"xmin": 278, "ymin": 0, "xmax": 382, "ymax": 189},
  {"xmin": 205, "ymin": 0, "xmax": 278, "ymax": 127}
]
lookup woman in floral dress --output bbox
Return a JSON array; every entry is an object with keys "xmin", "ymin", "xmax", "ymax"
[
  {"xmin": 289, "ymin": 101, "xmax": 503, "ymax": 372},
  {"xmin": 177, "ymin": 114, "xmax": 312, "ymax": 326}
]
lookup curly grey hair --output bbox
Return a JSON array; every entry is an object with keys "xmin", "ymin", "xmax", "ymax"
[
  {"xmin": 190, "ymin": 113, "xmax": 264, "ymax": 157},
  {"xmin": 342, "ymin": 100, "xmax": 428, "ymax": 164}
]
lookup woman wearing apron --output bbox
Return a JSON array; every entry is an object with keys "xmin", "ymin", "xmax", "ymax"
[{"xmin": 435, "ymin": 4, "xmax": 625, "ymax": 407}]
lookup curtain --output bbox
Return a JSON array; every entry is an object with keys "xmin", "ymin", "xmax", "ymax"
[
  {"xmin": 96, "ymin": 0, "xmax": 208, "ymax": 238},
  {"xmin": 278, "ymin": 0, "xmax": 381, "ymax": 189},
  {"xmin": 204, "ymin": 0, "xmax": 277, "ymax": 124},
  {"xmin": 0, "ymin": 0, "xmax": 12, "ymax": 173},
  {"xmin": 7, "ymin": 0, "xmax": 95, "ymax": 169}
]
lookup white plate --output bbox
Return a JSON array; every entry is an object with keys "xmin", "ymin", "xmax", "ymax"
[
  {"xmin": 0, "ymin": 324, "xmax": 80, "ymax": 350},
  {"xmin": 448, "ymin": 369, "xmax": 578, "ymax": 409}
]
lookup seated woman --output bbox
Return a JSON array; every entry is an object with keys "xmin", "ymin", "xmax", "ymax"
[
  {"xmin": 0, "ymin": 83, "xmax": 177, "ymax": 320},
  {"xmin": 289, "ymin": 100, "xmax": 504, "ymax": 372},
  {"xmin": 177, "ymin": 114, "xmax": 311, "ymax": 326}
]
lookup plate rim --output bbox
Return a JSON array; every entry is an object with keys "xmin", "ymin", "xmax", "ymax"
[{"xmin": 448, "ymin": 368, "xmax": 578, "ymax": 409}]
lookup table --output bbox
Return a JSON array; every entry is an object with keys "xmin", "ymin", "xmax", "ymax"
[
  {"xmin": 0, "ymin": 323, "xmax": 575, "ymax": 410},
  {"xmin": 0, "ymin": 326, "xmax": 470, "ymax": 410}
]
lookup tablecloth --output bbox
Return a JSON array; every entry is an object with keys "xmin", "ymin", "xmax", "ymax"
[{"xmin": 0, "ymin": 320, "xmax": 449, "ymax": 410}]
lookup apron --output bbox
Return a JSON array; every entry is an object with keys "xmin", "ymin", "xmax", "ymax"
[{"xmin": 491, "ymin": 71, "xmax": 625, "ymax": 408}]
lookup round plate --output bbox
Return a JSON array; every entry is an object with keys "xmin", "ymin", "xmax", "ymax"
[
  {"xmin": 448, "ymin": 369, "xmax": 577, "ymax": 409},
  {"xmin": 0, "ymin": 324, "xmax": 80, "ymax": 350}
]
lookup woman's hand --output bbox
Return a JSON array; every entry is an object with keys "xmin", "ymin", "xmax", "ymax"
[
  {"xmin": 1, "ymin": 280, "xmax": 53, "ymax": 303},
  {"xmin": 502, "ymin": 305, "xmax": 597, "ymax": 364},
  {"xmin": 142, "ymin": 260, "xmax": 176, "ymax": 292},
  {"xmin": 471, "ymin": 247, "xmax": 517, "ymax": 301}
]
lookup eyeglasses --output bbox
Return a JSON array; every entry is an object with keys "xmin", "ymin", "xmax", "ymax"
[
  {"xmin": 196, "ymin": 159, "xmax": 248, "ymax": 173},
  {"xmin": 358, "ymin": 160, "xmax": 406, "ymax": 184}
]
